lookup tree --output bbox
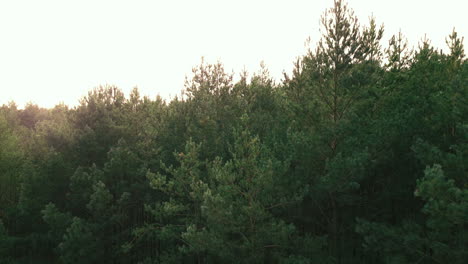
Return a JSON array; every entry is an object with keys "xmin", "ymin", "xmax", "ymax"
[{"xmin": 357, "ymin": 165, "xmax": 468, "ymax": 264}]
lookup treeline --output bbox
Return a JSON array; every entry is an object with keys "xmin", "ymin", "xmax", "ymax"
[{"xmin": 1, "ymin": 1, "xmax": 467, "ymax": 263}]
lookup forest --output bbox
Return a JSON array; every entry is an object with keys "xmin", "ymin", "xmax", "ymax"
[{"xmin": 0, "ymin": 1, "xmax": 467, "ymax": 263}]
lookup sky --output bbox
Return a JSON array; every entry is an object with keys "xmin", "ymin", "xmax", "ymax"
[{"xmin": 0, "ymin": 0, "xmax": 466, "ymax": 108}]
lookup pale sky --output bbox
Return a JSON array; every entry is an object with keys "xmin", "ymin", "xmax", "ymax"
[{"xmin": 0, "ymin": 0, "xmax": 466, "ymax": 108}]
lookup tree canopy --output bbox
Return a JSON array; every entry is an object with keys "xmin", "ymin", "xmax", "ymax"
[{"xmin": 0, "ymin": 1, "xmax": 466, "ymax": 263}]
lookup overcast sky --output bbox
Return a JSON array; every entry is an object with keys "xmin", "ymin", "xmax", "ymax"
[{"xmin": 1, "ymin": 0, "xmax": 466, "ymax": 108}]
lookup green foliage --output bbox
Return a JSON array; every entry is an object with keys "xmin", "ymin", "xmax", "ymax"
[
  {"xmin": 416, "ymin": 165, "xmax": 467, "ymax": 262},
  {"xmin": 0, "ymin": 114, "xmax": 23, "ymax": 214},
  {"xmin": 42, "ymin": 203, "xmax": 72, "ymax": 243},
  {"xmin": 58, "ymin": 217, "xmax": 98, "ymax": 264},
  {"xmin": 357, "ymin": 165, "xmax": 467, "ymax": 264},
  {"xmin": 0, "ymin": 1, "xmax": 466, "ymax": 263},
  {"xmin": 181, "ymin": 126, "xmax": 296, "ymax": 262}
]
